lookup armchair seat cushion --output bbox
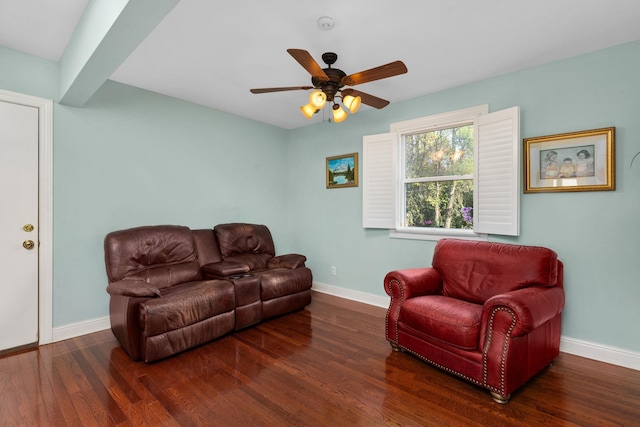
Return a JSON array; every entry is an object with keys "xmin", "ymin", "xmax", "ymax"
[
  {"xmin": 400, "ymin": 296, "xmax": 482, "ymax": 350},
  {"xmin": 141, "ymin": 280, "xmax": 234, "ymax": 336}
]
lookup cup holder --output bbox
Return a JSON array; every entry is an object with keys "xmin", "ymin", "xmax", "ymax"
[{"xmin": 228, "ymin": 273, "xmax": 253, "ymax": 280}]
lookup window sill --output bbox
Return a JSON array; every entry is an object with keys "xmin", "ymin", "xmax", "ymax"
[{"xmin": 389, "ymin": 227, "xmax": 488, "ymax": 242}]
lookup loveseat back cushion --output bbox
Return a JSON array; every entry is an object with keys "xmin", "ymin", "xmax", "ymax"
[
  {"xmin": 104, "ymin": 225, "xmax": 202, "ymax": 288},
  {"xmin": 191, "ymin": 229, "xmax": 223, "ymax": 266},
  {"xmin": 432, "ymin": 239, "xmax": 558, "ymax": 305},
  {"xmin": 214, "ymin": 223, "xmax": 276, "ymax": 270}
]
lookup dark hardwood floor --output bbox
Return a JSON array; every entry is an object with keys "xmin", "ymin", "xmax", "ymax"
[{"xmin": 1, "ymin": 291, "xmax": 639, "ymax": 426}]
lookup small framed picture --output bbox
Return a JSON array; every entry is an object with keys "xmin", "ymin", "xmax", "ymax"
[
  {"xmin": 326, "ymin": 153, "xmax": 358, "ymax": 188},
  {"xmin": 524, "ymin": 127, "xmax": 615, "ymax": 193}
]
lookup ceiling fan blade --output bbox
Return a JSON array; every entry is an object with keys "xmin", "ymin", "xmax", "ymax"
[
  {"xmin": 287, "ymin": 49, "xmax": 329, "ymax": 81},
  {"xmin": 342, "ymin": 89, "xmax": 390, "ymax": 109},
  {"xmin": 250, "ymin": 86, "xmax": 313, "ymax": 94},
  {"xmin": 341, "ymin": 60, "xmax": 408, "ymax": 86}
]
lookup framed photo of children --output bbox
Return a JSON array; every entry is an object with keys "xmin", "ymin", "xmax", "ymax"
[
  {"xmin": 524, "ymin": 127, "xmax": 615, "ymax": 193},
  {"xmin": 326, "ymin": 153, "xmax": 358, "ymax": 188}
]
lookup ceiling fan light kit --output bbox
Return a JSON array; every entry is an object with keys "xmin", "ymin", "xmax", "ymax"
[
  {"xmin": 250, "ymin": 49, "xmax": 407, "ymax": 123},
  {"xmin": 300, "ymin": 103, "xmax": 318, "ymax": 119},
  {"xmin": 343, "ymin": 94, "xmax": 361, "ymax": 113},
  {"xmin": 309, "ymin": 90, "xmax": 327, "ymax": 109},
  {"xmin": 332, "ymin": 104, "xmax": 348, "ymax": 123}
]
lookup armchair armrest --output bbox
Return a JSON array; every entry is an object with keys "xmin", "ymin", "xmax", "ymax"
[
  {"xmin": 483, "ymin": 286, "xmax": 565, "ymax": 337},
  {"xmin": 201, "ymin": 261, "xmax": 250, "ymax": 278},
  {"xmin": 384, "ymin": 268, "xmax": 443, "ymax": 301},
  {"xmin": 106, "ymin": 280, "xmax": 161, "ymax": 298},
  {"xmin": 267, "ymin": 254, "xmax": 307, "ymax": 269},
  {"xmin": 384, "ymin": 268, "xmax": 443, "ymax": 345}
]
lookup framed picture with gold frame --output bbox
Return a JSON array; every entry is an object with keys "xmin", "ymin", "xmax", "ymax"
[
  {"xmin": 326, "ymin": 153, "xmax": 358, "ymax": 188},
  {"xmin": 524, "ymin": 127, "xmax": 615, "ymax": 193}
]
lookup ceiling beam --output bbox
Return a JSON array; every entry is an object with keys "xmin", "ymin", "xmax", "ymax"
[{"xmin": 59, "ymin": 0, "xmax": 180, "ymax": 107}]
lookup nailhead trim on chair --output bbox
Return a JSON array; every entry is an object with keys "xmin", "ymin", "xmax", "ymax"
[
  {"xmin": 385, "ymin": 278, "xmax": 517, "ymax": 401},
  {"xmin": 384, "ymin": 279, "xmax": 404, "ymax": 346},
  {"xmin": 400, "ymin": 345, "xmax": 485, "ymax": 388},
  {"xmin": 482, "ymin": 306, "xmax": 517, "ymax": 397}
]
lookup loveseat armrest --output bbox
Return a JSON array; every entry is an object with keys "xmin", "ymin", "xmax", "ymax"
[
  {"xmin": 267, "ymin": 254, "xmax": 307, "ymax": 269},
  {"xmin": 482, "ymin": 286, "xmax": 565, "ymax": 337},
  {"xmin": 384, "ymin": 268, "xmax": 443, "ymax": 301},
  {"xmin": 107, "ymin": 280, "xmax": 161, "ymax": 298},
  {"xmin": 201, "ymin": 261, "xmax": 250, "ymax": 278}
]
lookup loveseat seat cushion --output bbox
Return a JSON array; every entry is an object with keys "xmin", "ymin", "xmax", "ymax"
[
  {"xmin": 399, "ymin": 295, "xmax": 482, "ymax": 350},
  {"xmin": 259, "ymin": 267, "xmax": 313, "ymax": 301},
  {"xmin": 432, "ymin": 239, "xmax": 559, "ymax": 305},
  {"xmin": 215, "ymin": 223, "xmax": 276, "ymax": 270},
  {"xmin": 141, "ymin": 280, "xmax": 235, "ymax": 336}
]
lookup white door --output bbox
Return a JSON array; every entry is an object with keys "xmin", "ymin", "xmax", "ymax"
[{"xmin": 0, "ymin": 100, "xmax": 39, "ymax": 351}]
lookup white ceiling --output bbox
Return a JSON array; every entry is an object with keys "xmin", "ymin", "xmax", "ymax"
[{"xmin": 2, "ymin": 0, "xmax": 640, "ymax": 129}]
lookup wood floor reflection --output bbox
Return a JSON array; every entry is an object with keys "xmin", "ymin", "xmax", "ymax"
[{"xmin": 1, "ymin": 291, "xmax": 639, "ymax": 426}]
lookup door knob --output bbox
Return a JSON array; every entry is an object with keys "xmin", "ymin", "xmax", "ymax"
[
  {"xmin": 23, "ymin": 240, "xmax": 35, "ymax": 250},
  {"xmin": 23, "ymin": 224, "xmax": 34, "ymax": 232}
]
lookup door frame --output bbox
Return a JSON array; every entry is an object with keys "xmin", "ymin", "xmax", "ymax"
[{"xmin": 0, "ymin": 89, "xmax": 53, "ymax": 345}]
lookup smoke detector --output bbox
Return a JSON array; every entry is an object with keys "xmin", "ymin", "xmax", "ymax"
[{"xmin": 317, "ymin": 16, "xmax": 334, "ymax": 31}]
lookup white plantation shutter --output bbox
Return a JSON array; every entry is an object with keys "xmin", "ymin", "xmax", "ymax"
[
  {"xmin": 474, "ymin": 106, "xmax": 520, "ymax": 236},
  {"xmin": 362, "ymin": 132, "xmax": 397, "ymax": 228}
]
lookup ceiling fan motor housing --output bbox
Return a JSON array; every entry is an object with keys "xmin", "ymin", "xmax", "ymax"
[{"xmin": 312, "ymin": 53, "xmax": 345, "ymax": 102}]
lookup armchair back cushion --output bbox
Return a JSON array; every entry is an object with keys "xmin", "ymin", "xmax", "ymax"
[
  {"xmin": 432, "ymin": 239, "xmax": 559, "ymax": 304},
  {"xmin": 104, "ymin": 225, "xmax": 202, "ymax": 289},
  {"xmin": 214, "ymin": 223, "xmax": 276, "ymax": 270}
]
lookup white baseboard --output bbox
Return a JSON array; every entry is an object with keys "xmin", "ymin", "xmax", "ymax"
[
  {"xmin": 51, "ymin": 316, "xmax": 111, "ymax": 343},
  {"xmin": 312, "ymin": 281, "xmax": 389, "ymax": 308},
  {"xmin": 312, "ymin": 281, "xmax": 640, "ymax": 372},
  {"xmin": 560, "ymin": 336, "xmax": 640, "ymax": 371}
]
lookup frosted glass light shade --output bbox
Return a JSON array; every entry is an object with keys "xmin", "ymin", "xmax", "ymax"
[
  {"xmin": 332, "ymin": 105, "xmax": 347, "ymax": 123},
  {"xmin": 343, "ymin": 95, "xmax": 361, "ymax": 113},
  {"xmin": 309, "ymin": 90, "xmax": 327, "ymax": 109},
  {"xmin": 300, "ymin": 103, "xmax": 317, "ymax": 119}
]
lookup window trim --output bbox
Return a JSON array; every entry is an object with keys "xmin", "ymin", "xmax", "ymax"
[
  {"xmin": 392, "ymin": 105, "xmax": 488, "ymax": 240},
  {"xmin": 362, "ymin": 104, "xmax": 519, "ymax": 241}
]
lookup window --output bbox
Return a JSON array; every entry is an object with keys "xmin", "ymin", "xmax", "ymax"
[
  {"xmin": 362, "ymin": 105, "xmax": 520, "ymax": 240},
  {"xmin": 401, "ymin": 123, "xmax": 474, "ymax": 230}
]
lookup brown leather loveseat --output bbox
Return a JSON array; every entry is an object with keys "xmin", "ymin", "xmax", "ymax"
[
  {"xmin": 384, "ymin": 238, "xmax": 564, "ymax": 403},
  {"xmin": 105, "ymin": 223, "xmax": 312, "ymax": 362}
]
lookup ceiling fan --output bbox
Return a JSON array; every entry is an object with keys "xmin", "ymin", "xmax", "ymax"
[{"xmin": 250, "ymin": 49, "xmax": 408, "ymax": 122}]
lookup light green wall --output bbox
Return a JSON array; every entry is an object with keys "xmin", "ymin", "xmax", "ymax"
[
  {"xmin": 2, "ymin": 40, "xmax": 639, "ymax": 353},
  {"xmin": 287, "ymin": 40, "xmax": 640, "ymax": 353},
  {"xmin": 0, "ymin": 47, "xmax": 58, "ymax": 99},
  {"xmin": 2, "ymin": 46, "xmax": 289, "ymax": 326},
  {"xmin": 52, "ymin": 81, "xmax": 289, "ymax": 325}
]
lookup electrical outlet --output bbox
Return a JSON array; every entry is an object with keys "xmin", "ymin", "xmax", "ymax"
[{"xmin": 330, "ymin": 266, "xmax": 337, "ymax": 276}]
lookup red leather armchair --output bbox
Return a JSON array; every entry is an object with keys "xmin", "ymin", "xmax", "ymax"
[{"xmin": 385, "ymin": 239, "xmax": 564, "ymax": 403}]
